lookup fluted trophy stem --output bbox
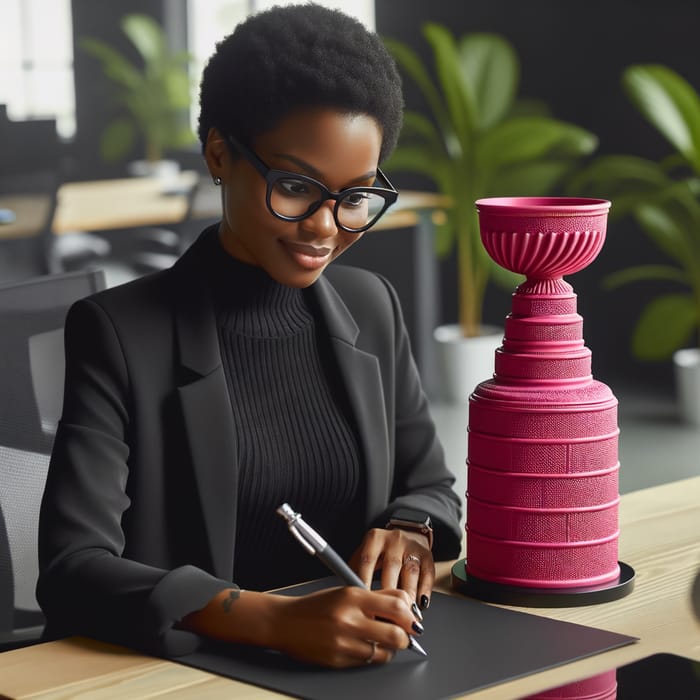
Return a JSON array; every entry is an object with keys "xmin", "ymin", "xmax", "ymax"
[{"xmin": 453, "ymin": 197, "xmax": 635, "ymax": 605}]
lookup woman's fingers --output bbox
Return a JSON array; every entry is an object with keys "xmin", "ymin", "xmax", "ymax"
[
  {"xmin": 399, "ymin": 550, "xmax": 435, "ymax": 610},
  {"xmin": 350, "ymin": 528, "xmax": 434, "ymax": 604},
  {"xmin": 274, "ymin": 586, "xmax": 416, "ymax": 668},
  {"xmin": 349, "ymin": 531, "xmax": 384, "ymax": 587}
]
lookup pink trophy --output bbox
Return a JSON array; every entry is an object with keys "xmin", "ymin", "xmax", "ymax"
[
  {"xmin": 522, "ymin": 669, "xmax": 618, "ymax": 700},
  {"xmin": 452, "ymin": 197, "xmax": 635, "ymax": 605}
]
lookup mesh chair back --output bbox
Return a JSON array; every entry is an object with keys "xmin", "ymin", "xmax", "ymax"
[
  {"xmin": 0, "ymin": 269, "xmax": 106, "ymax": 649},
  {"xmin": 0, "ymin": 171, "xmax": 61, "ymax": 278}
]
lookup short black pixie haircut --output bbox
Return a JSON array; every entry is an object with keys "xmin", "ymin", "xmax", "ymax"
[{"xmin": 197, "ymin": 3, "xmax": 403, "ymax": 164}]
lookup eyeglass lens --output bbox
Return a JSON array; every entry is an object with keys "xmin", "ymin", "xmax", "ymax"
[{"xmin": 270, "ymin": 175, "xmax": 388, "ymax": 230}]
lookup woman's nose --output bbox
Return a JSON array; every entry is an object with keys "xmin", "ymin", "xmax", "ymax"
[{"xmin": 303, "ymin": 201, "xmax": 337, "ymax": 237}]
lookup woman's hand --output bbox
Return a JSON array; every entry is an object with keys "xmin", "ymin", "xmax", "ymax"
[
  {"xmin": 269, "ymin": 586, "xmax": 420, "ymax": 667},
  {"xmin": 348, "ymin": 528, "xmax": 434, "ymax": 609}
]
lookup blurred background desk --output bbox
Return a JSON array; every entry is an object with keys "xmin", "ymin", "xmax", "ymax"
[
  {"xmin": 51, "ymin": 171, "xmax": 202, "ymax": 234},
  {"xmin": 1, "ymin": 476, "xmax": 697, "ymax": 699}
]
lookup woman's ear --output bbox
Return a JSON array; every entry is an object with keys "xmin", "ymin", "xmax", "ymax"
[{"xmin": 204, "ymin": 127, "xmax": 229, "ymax": 181}]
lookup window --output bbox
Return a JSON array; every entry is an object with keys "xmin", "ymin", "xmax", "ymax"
[{"xmin": 0, "ymin": 0, "xmax": 75, "ymax": 139}]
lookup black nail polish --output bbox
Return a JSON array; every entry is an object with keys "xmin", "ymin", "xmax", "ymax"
[
  {"xmin": 411, "ymin": 602, "xmax": 423, "ymax": 621},
  {"xmin": 412, "ymin": 620, "xmax": 424, "ymax": 635},
  {"xmin": 420, "ymin": 594, "xmax": 430, "ymax": 610}
]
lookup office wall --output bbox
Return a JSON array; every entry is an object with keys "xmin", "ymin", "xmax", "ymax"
[{"xmin": 375, "ymin": 0, "xmax": 700, "ymax": 390}]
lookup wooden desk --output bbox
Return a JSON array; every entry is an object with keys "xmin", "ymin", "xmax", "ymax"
[
  {"xmin": 52, "ymin": 172, "xmax": 201, "ymax": 234},
  {"xmin": 1, "ymin": 476, "xmax": 698, "ymax": 699},
  {"xmin": 0, "ymin": 195, "xmax": 52, "ymax": 240}
]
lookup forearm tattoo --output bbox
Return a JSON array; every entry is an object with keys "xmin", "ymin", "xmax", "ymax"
[{"xmin": 222, "ymin": 585, "xmax": 241, "ymax": 613}]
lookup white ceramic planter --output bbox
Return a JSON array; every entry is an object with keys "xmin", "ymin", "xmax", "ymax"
[
  {"xmin": 433, "ymin": 324, "xmax": 503, "ymax": 404},
  {"xmin": 673, "ymin": 348, "xmax": 700, "ymax": 425}
]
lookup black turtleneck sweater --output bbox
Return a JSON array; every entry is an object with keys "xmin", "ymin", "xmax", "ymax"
[{"xmin": 205, "ymin": 231, "xmax": 366, "ymax": 590}]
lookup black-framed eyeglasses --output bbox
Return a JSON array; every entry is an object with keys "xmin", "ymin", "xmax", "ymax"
[{"xmin": 225, "ymin": 134, "xmax": 398, "ymax": 233}]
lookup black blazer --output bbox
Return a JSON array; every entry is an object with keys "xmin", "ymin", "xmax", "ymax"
[{"xmin": 37, "ymin": 228, "xmax": 462, "ymax": 657}]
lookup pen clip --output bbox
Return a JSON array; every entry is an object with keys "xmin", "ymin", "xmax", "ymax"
[
  {"xmin": 276, "ymin": 503, "xmax": 326, "ymax": 556},
  {"xmin": 288, "ymin": 523, "xmax": 316, "ymax": 555}
]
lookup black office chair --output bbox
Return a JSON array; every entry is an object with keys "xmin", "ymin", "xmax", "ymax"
[
  {"xmin": 0, "ymin": 269, "xmax": 106, "ymax": 651},
  {"xmin": 0, "ymin": 171, "xmax": 112, "ymax": 280},
  {"xmin": 127, "ymin": 173, "xmax": 207, "ymax": 274}
]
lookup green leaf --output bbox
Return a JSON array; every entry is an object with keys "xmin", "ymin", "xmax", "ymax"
[
  {"xmin": 624, "ymin": 65, "xmax": 700, "ymax": 172},
  {"xmin": 631, "ymin": 294, "xmax": 699, "ymax": 360},
  {"xmin": 99, "ymin": 118, "xmax": 135, "ymax": 162},
  {"xmin": 423, "ymin": 23, "xmax": 474, "ymax": 152},
  {"xmin": 163, "ymin": 68, "xmax": 192, "ymax": 108},
  {"xmin": 459, "ymin": 33, "xmax": 518, "ymax": 130},
  {"xmin": 384, "ymin": 145, "xmax": 451, "ymax": 193},
  {"xmin": 509, "ymin": 98, "xmax": 551, "ymax": 118},
  {"xmin": 397, "ymin": 111, "xmax": 444, "ymax": 154},
  {"xmin": 566, "ymin": 155, "xmax": 670, "ymax": 212},
  {"xmin": 603, "ymin": 264, "xmax": 689, "ymax": 289},
  {"xmin": 383, "ymin": 36, "xmax": 456, "ymax": 154},
  {"xmin": 488, "ymin": 159, "xmax": 576, "ymax": 196},
  {"xmin": 433, "ymin": 217, "xmax": 454, "ymax": 257},
  {"xmin": 122, "ymin": 14, "xmax": 166, "ymax": 65},
  {"xmin": 80, "ymin": 38, "xmax": 141, "ymax": 90},
  {"xmin": 476, "ymin": 117, "xmax": 596, "ymax": 169},
  {"xmin": 634, "ymin": 200, "xmax": 695, "ymax": 265}
]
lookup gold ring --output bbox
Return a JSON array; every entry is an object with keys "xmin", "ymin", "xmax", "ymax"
[
  {"xmin": 365, "ymin": 640, "xmax": 378, "ymax": 664},
  {"xmin": 404, "ymin": 554, "xmax": 421, "ymax": 566}
]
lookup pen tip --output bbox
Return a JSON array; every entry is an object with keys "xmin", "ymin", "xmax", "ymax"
[{"xmin": 408, "ymin": 636, "xmax": 428, "ymax": 657}]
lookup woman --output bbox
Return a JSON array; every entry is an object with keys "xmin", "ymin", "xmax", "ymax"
[{"xmin": 37, "ymin": 3, "xmax": 462, "ymax": 668}]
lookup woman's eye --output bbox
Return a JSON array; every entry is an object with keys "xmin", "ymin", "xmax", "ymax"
[
  {"xmin": 278, "ymin": 179, "xmax": 312, "ymax": 196},
  {"xmin": 342, "ymin": 192, "xmax": 370, "ymax": 208}
]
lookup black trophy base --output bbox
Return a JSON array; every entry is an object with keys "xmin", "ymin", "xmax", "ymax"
[{"xmin": 451, "ymin": 559, "xmax": 635, "ymax": 607}]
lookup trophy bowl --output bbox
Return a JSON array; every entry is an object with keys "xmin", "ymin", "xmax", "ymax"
[{"xmin": 476, "ymin": 197, "xmax": 611, "ymax": 280}]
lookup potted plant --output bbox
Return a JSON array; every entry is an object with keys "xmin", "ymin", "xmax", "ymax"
[
  {"xmin": 382, "ymin": 24, "xmax": 597, "ymax": 401},
  {"xmin": 81, "ymin": 13, "xmax": 196, "ymax": 178},
  {"xmin": 568, "ymin": 65, "xmax": 700, "ymax": 423}
]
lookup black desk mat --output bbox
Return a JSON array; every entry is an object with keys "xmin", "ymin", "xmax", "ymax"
[{"xmin": 176, "ymin": 577, "xmax": 637, "ymax": 699}]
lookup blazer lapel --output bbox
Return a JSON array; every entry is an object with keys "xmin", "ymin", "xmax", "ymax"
[
  {"xmin": 168, "ymin": 235, "xmax": 393, "ymax": 579},
  {"xmin": 311, "ymin": 276, "xmax": 392, "ymax": 519},
  {"xmin": 171, "ymin": 242, "xmax": 238, "ymax": 580}
]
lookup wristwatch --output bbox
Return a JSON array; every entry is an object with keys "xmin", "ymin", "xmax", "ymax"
[{"xmin": 386, "ymin": 508, "xmax": 434, "ymax": 550}]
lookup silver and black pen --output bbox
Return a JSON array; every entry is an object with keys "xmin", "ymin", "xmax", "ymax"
[{"xmin": 276, "ymin": 502, "xmax": 428, "ymax": 658}]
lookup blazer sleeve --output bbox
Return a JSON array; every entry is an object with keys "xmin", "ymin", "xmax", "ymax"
[
  {"xmin": 364, "ymin": 274, "xmax": 463, "ymax": 559},
  {"xmin": 37, "ymin": 298, "xmax": 230, "ymax": 657}
]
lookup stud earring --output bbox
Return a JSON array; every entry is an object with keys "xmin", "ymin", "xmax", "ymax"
[{"xmin": 213, "ymin": 176, "xmax": 222, "ymax": 186}]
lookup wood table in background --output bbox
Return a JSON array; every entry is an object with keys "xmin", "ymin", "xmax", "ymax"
[
  {"xmin": 0, "ymin": 195, "xmax": 52, "ymax": 240},
  {"xmin": 1, "ymin": 476, "xmax": 698, "ymax": 699},
  {"xmin": 52, "ymin": 172, "xmax": 201, "ymax": 234}
]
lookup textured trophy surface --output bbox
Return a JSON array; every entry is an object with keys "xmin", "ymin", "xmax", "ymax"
[
  {"xmin": 454, "ymin": 197, "xmax": 634, "ymax": 605},
  {"xmin": 522, "ymin": 669, "xmax": 618, "ymax": 699}
]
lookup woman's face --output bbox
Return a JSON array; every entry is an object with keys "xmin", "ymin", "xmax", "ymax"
[{"xmin": 205, "ymin": 108, "xmax": 383, "ymax": 288}]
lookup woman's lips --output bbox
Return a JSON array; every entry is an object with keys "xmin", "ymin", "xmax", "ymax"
[{"xmin": 281, "ymin": 241, "xmax": 334, "ymax": 270}]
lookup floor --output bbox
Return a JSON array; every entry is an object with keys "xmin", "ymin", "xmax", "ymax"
[{"xmin": 430, "ymin": 384, "xmax": 700, "ymax": 532}]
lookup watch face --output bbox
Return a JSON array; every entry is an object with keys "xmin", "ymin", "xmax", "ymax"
[{"xmin": 391, "ymin": 508, "xmax": 432, "ymax": 527}]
